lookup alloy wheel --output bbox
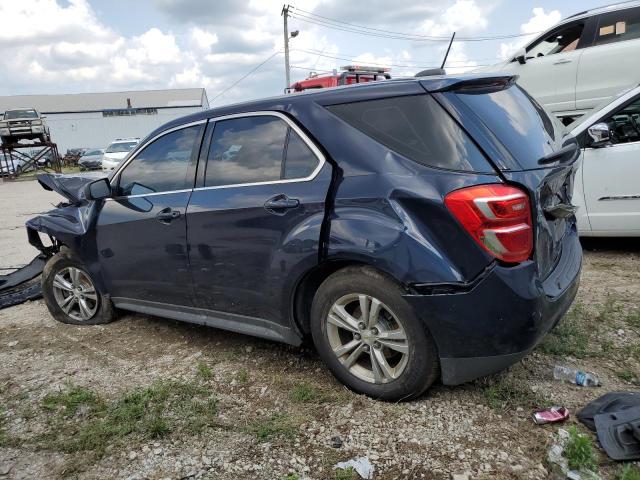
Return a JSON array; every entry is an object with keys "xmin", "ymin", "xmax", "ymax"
[
  {"xmin": 52, "ymin": 267, "xmax": 98, "ymax": 322},
  {"xmin": 326, "ymin": 293, "xmax": 409, "ymax": 384}
]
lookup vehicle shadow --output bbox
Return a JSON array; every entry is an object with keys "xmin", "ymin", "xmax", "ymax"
[{"xmin": 580, "ymin": 237, "xmax": 640, "ymax": 253}]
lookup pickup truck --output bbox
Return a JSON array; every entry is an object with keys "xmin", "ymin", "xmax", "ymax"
[{"xmin": 0, "ymin": 108, "xmax": 51, "ymax": 146}]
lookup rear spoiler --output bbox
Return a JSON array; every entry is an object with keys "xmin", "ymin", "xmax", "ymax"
[{"xmin": 422, "ymin": 75, "xmax": 518, "ymax": 93}]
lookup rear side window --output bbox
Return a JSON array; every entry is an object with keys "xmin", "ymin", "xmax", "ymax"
[
  {"xmin": 327, "ymin": 94, "xmax": 491, "ymax": 172},
  {"xmin": 449, "ymin": 84, "xmax": 564, "ymax": 169},
  {"xmin": 596, "ymin": 8, "xmax": 640, "ymax": 45},
  {"xmin": 205, "ymin": 115, "xmax": 320, "ymax": 187}
]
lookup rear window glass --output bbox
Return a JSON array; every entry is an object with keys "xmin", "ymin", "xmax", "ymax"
[
  {"xmin": 327, "ymin": 94, "xmax": 491, "ymax": 172},
  {"xmin": 450, "ymin": 84, "xmax": 564, "ymax": 169}
]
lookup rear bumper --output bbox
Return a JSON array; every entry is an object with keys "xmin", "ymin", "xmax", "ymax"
[{"xmin": 404, "ymin": 228, "xmax": 582, "ymax": 385}]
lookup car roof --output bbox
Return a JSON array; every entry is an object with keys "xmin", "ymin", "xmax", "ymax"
[
  {"xmin": 562, "ymin": 0, "xmax": 640, "ymax": 23},
  {"xmin": 148, "ymin": 73, "xmax": 513, "ymax": 139}
]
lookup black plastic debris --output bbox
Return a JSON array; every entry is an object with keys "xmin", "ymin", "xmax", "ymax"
[
  {"xmin": 331, "ymin": 435, "xmax": 343, "ymax": 448},
  {"xmin": 0, "ymin": 255, "xmax": 45, "ymax": 309},
  {"xmin": 578, "ymin": 392, "xmax": 640, "ymax": 431},
  {"xmin": 594, "ymin": 405, "xmax": 640, "ymax": 461}
]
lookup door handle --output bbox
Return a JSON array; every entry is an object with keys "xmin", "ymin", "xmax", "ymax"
[
  {"xmin": 156, "ymin": 207, "xmax": 181, "ymax": 223},
  {"xmin": 553, "ymin": 59, "xmax": 572, "ymax": 65},
  {"xmin": 264, "ymin": 194, "xmax": 299, "ymax": 214}
]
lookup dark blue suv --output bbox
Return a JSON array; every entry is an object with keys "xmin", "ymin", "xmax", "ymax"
[{"xmin": 27, "ymin": 74, "xmax": 581, "ymax": 400}]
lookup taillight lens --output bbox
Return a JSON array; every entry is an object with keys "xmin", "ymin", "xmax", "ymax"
[{"xmin": 444, "ymin": 184, "xmax": 533, "ymax": 263}]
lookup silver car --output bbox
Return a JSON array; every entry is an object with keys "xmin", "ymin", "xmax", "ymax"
[{"xmin": 78, "ymin": 149, "xmax": 105, "ymax": 171}]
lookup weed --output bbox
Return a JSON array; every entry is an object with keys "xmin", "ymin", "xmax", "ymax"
[
  {"xmin": 282, "ymin": 475, "xmax": 300, "ymax": 480},
  {"xmin": 481, "ymin": 375, "xmax": 548, "ymax": 410},
  {"xmin": 626, "ymin": 309, "xmax": 640, "ymax": 329},
  {"xmin": 596, "ymin": 295, "xmax": 623, "ymax": 324},
  {"xmin": 290, "ymin": 381, "xmax": 329, "ymax": 404},
  {"xmin": 619, "ymin": 464, "xmax": 640, "ymax": 480},
  {"xmin": 235, "ymin": 369, "xmax": 249, "ymax": 384},
  {"xmin": 38, "ymin": 380, "xmax": 218, "ymax": 454},
  {"xmin": 539, "ymin": 303, "xmax": 589, "ymax": 358},
  {"xmin": 564, "ymin": 426, "xmax": 596, "ymax": 471},
  {"xmin": 333, "ymin": 466, "xmax": 358, "ymax": 480},
  {"xmin": 196, "ymin": 362, "xmax": 213, "ymax": 381},
  {"xmin": 42, "ymin": 385, "xmax": 102, "ymax": 416},
  {"xmin": 616, "ymin": 370, "xmax": 636, "ymax": 382},
  {"xmin": 249, "ymin": 413, "xmax": 296, "ymax": 441}
]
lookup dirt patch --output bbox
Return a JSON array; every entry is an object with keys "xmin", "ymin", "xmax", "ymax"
[{"xmin": 1, "ymin": 239, "xmax": 639, "ymax": 479}]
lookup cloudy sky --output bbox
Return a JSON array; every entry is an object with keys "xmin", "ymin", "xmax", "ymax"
[{"xmin": 0, "ymin": 0, "xmax": 606, "ymax": 107}]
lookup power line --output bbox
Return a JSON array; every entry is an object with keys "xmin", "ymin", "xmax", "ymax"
[
  {"xmin": 291, "ymin": 48, "xmax": 491, "ymax": 69},
  {"xmin": 297, "ymin": 47, "xmax": 500, "ymax": 67},
  {"xmin": 289, "ymin": 8, "xmax": 539, "ymax": 42},
  {"xmin": 209, "ymin": 51, "xmax": 282, "ymax": 105}
]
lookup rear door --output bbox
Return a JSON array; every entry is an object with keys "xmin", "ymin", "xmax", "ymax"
[
  {"xmin": 581, "ymin": 95, "xmax": 640, "ymax": 233},
  {"xmin": 186, "ymin": 112, "xmax": 332, "ymax": 327},
  {"xmin": 96, "ymin": 122, "xmax": 204, "ymax": 305},
  {"xmin": 576, "ymin": 7, "xmax": 640, "ymax": 112}
]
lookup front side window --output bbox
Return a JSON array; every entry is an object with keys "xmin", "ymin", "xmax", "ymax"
[
  {"xmin": 118, "ymin": 125, "xmax": 203, "ymax": 196},
  {"xmin": 596, "ymin": 8, "xmax": 640, "ymax": 46},
  {"xmin": 526, "ymin": 23, "xmax": 584, "ymax": 58},
  {"xmin": 205, "ymin": 115, "xmax": 320, "ymax": 187},
  {"xmin": 602, "ymin": 97, "xmax": 640, "ymax": 144}
]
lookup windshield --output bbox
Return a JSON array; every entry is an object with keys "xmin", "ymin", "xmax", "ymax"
[
  {"xmin": 106, "ymin": 141, "xmax": 137, "ymax": 153},
  {"xmin": 564, "ymin": 86, "xmax": 639, "ymax": 132},
  {"xmin": 4, "ymin": 109, "xmax": 38, "ymax": 119}
]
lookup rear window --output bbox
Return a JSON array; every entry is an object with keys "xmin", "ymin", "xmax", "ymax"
[
  {"xmin": 449, "ymin": 84, "xmax": 564, "ymax": 169},
  {"xmin": 327, "ymin": 94, "xmax": 492, "ymax": 172}
]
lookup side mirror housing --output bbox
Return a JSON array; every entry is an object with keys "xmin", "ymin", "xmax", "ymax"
[
  {"xmin": 85, "ymin": 177, "xmax": 112, "ymax": 200},
  {"xmin": 514, "ymin": 48, "xmax": 527, "ymax": 64},
  {"xmin": 588, "ymin": 122, "xmax": 612, "ymax": 148}
]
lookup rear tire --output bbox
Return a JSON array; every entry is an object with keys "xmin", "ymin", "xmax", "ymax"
[
  {"xmin": 1, "ymin": 136, "xmax": 13, "ymax": 146},
  {"xmin": 310, "ymin": 266, "xmax": 439, "ymax": 401},
  {"xmin": 42, "ymin": 251, "xmax": 116, "ymax": 326}
]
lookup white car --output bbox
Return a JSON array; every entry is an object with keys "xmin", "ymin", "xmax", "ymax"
[
  {"xmin": 101, "ymin": 138, "xmax": 140, "ymax": 172},
  {"xmin": 568, "ymin": 84, "xmax": 640, "ymax": 236},
  {"xmin": 0, "ymin": 154, "xmax": 26, "ymax": 175},
  {"xmin": 484, "ymin": 2, "xmax": 640, "ymax": 122}
]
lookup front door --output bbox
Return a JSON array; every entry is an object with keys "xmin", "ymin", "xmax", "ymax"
[
  {"xmin": 187, "ymin": 113, "xmax": 332, "ymax": 326},
  {"xmin": 96, "ymin": 122, "xmax": 205, "ymax": 305},
  {"xmin": 582, "ymin": 96, "xmax": 640, "ymax": 233}
]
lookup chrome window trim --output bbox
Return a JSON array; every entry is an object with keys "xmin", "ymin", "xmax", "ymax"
[
  {"xmin": 194, "ymin": 111, "xmax": 326, "ymax": 192},
  {"xmin": 107, "ymin": 112, "xmax": 326, "ymax": 200}
]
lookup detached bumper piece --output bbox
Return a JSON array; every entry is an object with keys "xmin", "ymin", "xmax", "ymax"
[{"xmin": 0, "ymin": 255, "xmax": 46, "ymax": 309}]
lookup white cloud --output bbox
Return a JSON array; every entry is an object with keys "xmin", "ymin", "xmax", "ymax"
[
  {"xmin": 499, "ymin": 7, "xmax": 562, "ymax": 60},
  {"xmin": 190, "ymin": 28, "xmax": 219, "ymax": 52}
]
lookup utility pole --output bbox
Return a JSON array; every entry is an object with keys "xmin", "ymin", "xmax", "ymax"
[{"xmin": 282, "ymin": 4, "xmax": 291, "ymax": 89}]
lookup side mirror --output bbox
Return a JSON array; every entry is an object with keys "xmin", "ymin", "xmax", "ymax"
[
  {"xmin": 85, "ymin": 178, "xmax": 112, "ymax": 200},
  {"xmin": 588, "ymin": 122, "xmax": 611, "ymax": 147},
  {"xmin": 514, "ymin": 48, "xmax": 527, "ymax": 64}
]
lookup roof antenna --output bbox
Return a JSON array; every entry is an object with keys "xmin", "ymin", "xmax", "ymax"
[{"xmin": 441, "ymin": 31, "xmax": 456, "ymax": 69}]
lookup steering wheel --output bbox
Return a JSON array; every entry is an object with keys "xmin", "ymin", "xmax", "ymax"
[{"xmin": 630, "ymin": 115, "xmax": 640, "ymax": 137}]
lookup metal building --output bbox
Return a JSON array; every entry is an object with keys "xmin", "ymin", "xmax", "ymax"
[{"xmin": 0, "ymin": 88, "xmax": 208, "ymax": 154}]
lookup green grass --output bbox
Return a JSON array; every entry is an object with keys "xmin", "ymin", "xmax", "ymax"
[
  {"xmin": 333, "ymin": 466, "xmax": 358, "ymax": 480},
  {"xmin": 38, "ymin": 380, "xmax": 218, "ymax": 454},
  {"xmin": 564, "ymin": 426, "xmax": 596, "ymax": 471},
  {"xmin": 619, "ymin": 464, "xmax": 640, "ymax": 480},
  {"xmin": 290, "ymin": 381, "xmax": 330, "ymax": 404},
  {"xmin": 235, "ymin": 368, "xmax": 249, "ymax": 384},
  {"xmin": 282, "ymin": 475, "xmax": 300, "ymax": 480},
  {"xmin": 248, "ymin": 413, "xmax": 297, "ymax": 441},
  {"xmin": 196, "ymin": 362, "xmax": 213, "ymax": 380},
  {"xmin": 626, "ymin": 309, "xmax": 640, "ymax": 329},
  {"xmin": 480, "ymin": 375, "xmax": 548, "ymax": 410},
  {"xmin": 616, "ymin": 370, "xmax": 636, "ymax": 382},
  {"xmin": 539, "ymin": 302, "xmax": 590, "ymax": 358}
]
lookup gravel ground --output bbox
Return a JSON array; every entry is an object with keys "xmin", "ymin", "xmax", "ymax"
[{"xmin": 0, "ymin": 179, "xmax": 639, "ymax": 480}]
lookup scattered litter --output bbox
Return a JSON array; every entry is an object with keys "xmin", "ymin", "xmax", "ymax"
[
  {"xmin": 451, "ymin": 473, "xmax": 470, "ymax": 480},
  {"xmin": 547, "ymin": 429, "xmax": 602, "ymax": 480},
  {"xmin": 7, "ymin": 341, "xmax": 17, "ymax": 347},
  {"xmin": 533, "ymin": 406, "xmax": 570, "ymax": 424},
  {"xmin": 259, "ymin": 386, "xmax": 268, "ymax": 396},
  {"xmin": 331, "ymin": 435, "xmax": 343, "ymax": 448},
  {"xmin": 594, "ymin": 405, "xmax": 640, "ymax": 460},
  {"xmin": 553, "ymin": 365, "xmax": 600, "ymax": 387},
  {"xmin": 578, "ymin": 392, "xmax": 640, "ymax": 431},
  {"xmin": 334, "ymin": 456, "xmax": 373, "ymax": 479}
]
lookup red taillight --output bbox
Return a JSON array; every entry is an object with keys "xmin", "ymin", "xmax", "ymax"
[{"xmin": 444, "ymin": 184, "xmax": 533, "ymax": 263}]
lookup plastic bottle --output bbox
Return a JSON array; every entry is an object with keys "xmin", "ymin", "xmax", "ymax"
[{"xmin": 553, "ymin": 365, "xmax": 600, "ymax": 387}]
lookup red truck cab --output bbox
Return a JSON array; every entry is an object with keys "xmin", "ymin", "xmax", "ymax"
[{"xmin": 289, "ymin": 65, "xmax": 391, "ymax": 92}]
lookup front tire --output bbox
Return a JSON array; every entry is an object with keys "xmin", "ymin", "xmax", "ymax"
[
  {"xmin": 310, "ymin": 266, "xmax": 439, "ymax": 401},
  {"xmin": 42, "ymin": 251, "xmax": 116, "ymax": 325}
]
